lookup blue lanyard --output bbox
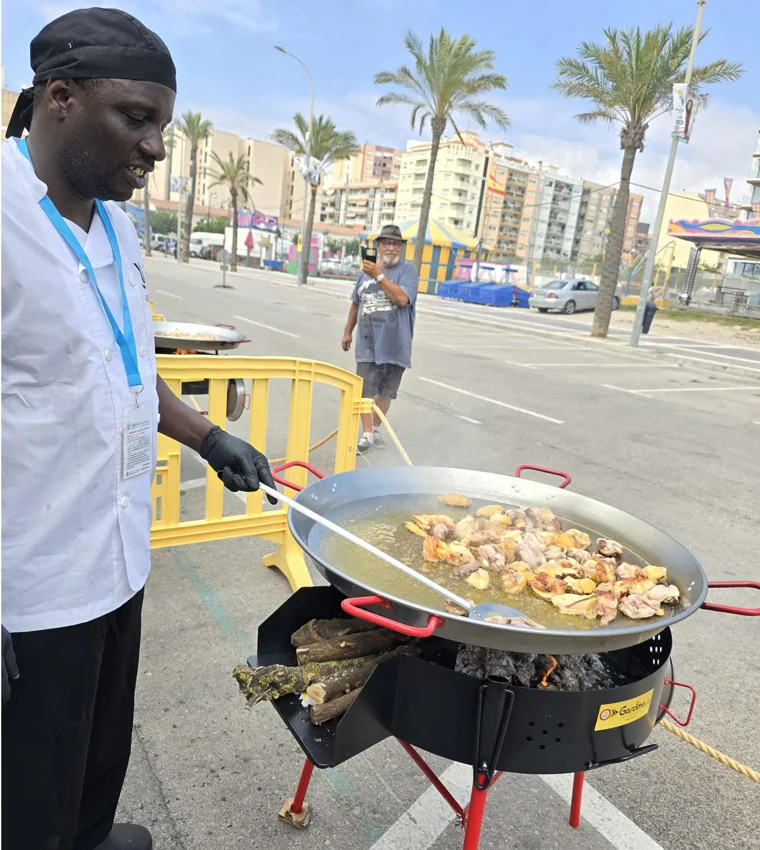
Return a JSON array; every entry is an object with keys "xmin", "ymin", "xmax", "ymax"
[{"xmin": 17, "ymin": 138, "xmax": 143, "ymax": 395}]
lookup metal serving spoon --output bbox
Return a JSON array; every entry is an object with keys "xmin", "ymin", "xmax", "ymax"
[{"xmin": 260, "ymin": 483, "xmax": 528, "ymax": 623}]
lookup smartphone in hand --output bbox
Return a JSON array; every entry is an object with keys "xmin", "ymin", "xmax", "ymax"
[{"xmin": 361, "ymin": 245, "xmax": 378, "ymax": 263}]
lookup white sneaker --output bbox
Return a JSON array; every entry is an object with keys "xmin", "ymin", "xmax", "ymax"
[
  {"xmin": 372, "ymin": 430, "xmax": 386, "ymax": 449},
  {"xmin": 356, "ymin": 434, "xmax": 374, "ymax": 454}
]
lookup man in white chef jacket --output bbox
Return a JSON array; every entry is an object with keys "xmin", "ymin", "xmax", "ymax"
[{"xmin": 1, "ymin": 10, "xmax": 276, "ymax": 850}]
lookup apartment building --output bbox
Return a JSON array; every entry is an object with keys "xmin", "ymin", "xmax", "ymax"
[
  {"xmin": 526, "ymin": 168, "xmax": 584, "ymax": 266},
  {"xmin": 321, "ymin": 182, "xmax": 398, "ymax": 230},
  {"xmin": 396, "ymin": 131, "xmax": 487, "ymax": 235},
  {"xmin": 331, "ymin": 143, "xmax": 402, "ymax": 185},
  {"xmin": 478, "ymin": 144, "xmax": 540, "ymax": 261},
  {"xmin": 576, "ymin": 182, "xmax": 643, "ymax": 261},
  {"xmin": 151, "ymin": 127, "xmax": 293, "ymax": 220}
]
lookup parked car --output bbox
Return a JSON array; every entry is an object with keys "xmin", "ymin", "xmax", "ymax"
[{"xmin": 529, "ymin": 279, "xmax": 620, "ymax": 315}]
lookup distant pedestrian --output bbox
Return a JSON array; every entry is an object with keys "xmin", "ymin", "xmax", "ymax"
[{"xmin": 341, "ymin": 224, "xmax": 419, "ymax": 453}]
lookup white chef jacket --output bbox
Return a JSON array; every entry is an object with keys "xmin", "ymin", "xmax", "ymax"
[{"xmin": 1, "ymin": 138, "xmax": 159, "ymax": 632}]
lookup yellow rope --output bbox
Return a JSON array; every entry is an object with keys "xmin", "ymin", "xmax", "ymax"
[
  {"xmin": 660, "ymin": 720, "xmax": 760, "ymax": 784},
  {"xmin": 269, "ymin": 428, "xmax": 339, "ymax": 466},
  {"xmin": 372, "ymin": 404, "xmax": 413, "ymax": 466}
]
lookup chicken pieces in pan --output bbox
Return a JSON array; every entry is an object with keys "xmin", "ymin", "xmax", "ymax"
[{"xmin": 404, "ymin": 500, "xmax": 681, "ymax": 625}]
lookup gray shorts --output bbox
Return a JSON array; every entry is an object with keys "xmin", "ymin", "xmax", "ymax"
[{"xmin": 357, "ymin": 362, "xmax": 406, "ymax": 400}]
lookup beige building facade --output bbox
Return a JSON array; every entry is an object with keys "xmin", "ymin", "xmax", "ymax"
[
  {"xmin": 151, "ymin": 126, "xmax": 293, "ymax": 221},
  {"xmin": 576, "ymin": 182, "xmax": 643, "ymax": 262},
  {"xmin": 396, "ymin": 131, "xmax": 488, "ymax": 234},
  {"xmin": 321, "ymin": 182, "xmax": 398, "ymax": 230},
  {"xmin": 331, "ymin": 143, "xmax": 402, "ymax": 185}
]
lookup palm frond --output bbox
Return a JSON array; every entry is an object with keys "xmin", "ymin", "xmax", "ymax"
[
  {"xmin": 375, "ymin": 27, "xmax": 509, "ymax": 137},
  {"xmin": 553, "ymin": 23, "xmax": 743, "ymax": 138}
]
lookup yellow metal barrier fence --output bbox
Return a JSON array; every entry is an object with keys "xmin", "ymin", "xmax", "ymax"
[{"xmin": 150, "ymin": 355, "xmax": 373, "ymax": 590}]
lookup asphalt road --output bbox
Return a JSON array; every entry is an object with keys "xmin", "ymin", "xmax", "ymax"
[{"xmin": 122, "ymin": 256, "xmax": 760, "ymax": 850}]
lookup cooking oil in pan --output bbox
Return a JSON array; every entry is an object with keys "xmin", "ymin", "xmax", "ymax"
[{"xmin": 316, "ymin": 494, "xmax": 687, "ymax": 631}]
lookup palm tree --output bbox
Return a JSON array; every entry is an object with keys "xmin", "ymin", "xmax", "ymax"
[
  {"xmin": 208, "ymin": 152, "xmax": 262, "ymax": 272},
  {"xmin": 175, "ymin": 111, "xmax": 213, "ymax": 263},
  {"xmin": 273, "ymin": 114, "xmax": 358, "ymax": 284},
  {"xmin": 553, "ymin": 25, "xmax": 742, "ymax": 338},
  {"xmin": 375, "ymin": 29, "xmax": 508, "ymax": 270}
]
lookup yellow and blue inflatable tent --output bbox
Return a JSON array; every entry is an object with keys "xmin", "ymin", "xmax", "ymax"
[{"xmin": 363, "ymin": 218, "xmax": 483, "ymax": 294}]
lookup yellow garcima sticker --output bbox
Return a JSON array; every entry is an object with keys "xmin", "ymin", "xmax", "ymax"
[{"xmin": 595, "ymin": 689, "xmax": 654, "ymax": 731}]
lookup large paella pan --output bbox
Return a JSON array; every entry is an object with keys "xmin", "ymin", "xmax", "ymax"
[{"xmin": 286, "ymin": 465, "xmax": 719, "ymax": 655}]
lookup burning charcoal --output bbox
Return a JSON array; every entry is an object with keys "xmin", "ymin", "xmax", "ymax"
[
  {"xmin": 513, "ymin": 654, "xmax": 538, "ymax": 688},
  {"xmin": 455, "ymin": 644, "xmax": 487, "ymax": 677},
  {"xmin": 558, "ymin": 666, "xmax": 581, "ymax": 691}
]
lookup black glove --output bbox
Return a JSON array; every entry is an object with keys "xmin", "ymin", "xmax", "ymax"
[
  {"xmin": 2, "ymin": 625, "xmax": 19, "ymax": 705},
  {"xmin": 200, "ymin": 426, "xmax": 277, "ymax": 502}
]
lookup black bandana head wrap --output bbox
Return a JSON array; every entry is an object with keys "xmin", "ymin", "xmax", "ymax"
[{"xmin": 6, "ymin": 7, "xmax": 176, "ymax": 138}]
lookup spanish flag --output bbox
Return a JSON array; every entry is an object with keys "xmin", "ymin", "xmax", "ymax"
[{"xmin": 487, "ymin": 173, "xmax": 507, "ymax": 196}]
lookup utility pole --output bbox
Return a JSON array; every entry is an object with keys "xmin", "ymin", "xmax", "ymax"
[
  {"xmin": 630, "ymin": 0, "xmax": 706, "ymax": 346},
  {"xmin": 275, "ymin": 46, "xmax": 314, "ymax": 286}
]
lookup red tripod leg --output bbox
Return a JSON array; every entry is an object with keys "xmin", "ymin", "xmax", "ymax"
[
  {"xmin": 462, "ymin": 775, "xmax": 490, "ymax": 850},
  {"xmin": 292, "ymin": 759, "xmax": 315, "ymax": 813},
  {"xmin": 569, "ymin": 771, "xmax": 584, "ymax": 828},
  {"xmin": 278, "ymin": 758, "xmax": 314, "ymax": 828}
]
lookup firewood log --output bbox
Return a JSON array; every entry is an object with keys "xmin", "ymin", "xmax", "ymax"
[
  {"xmin": 305, "ymin": 644, "xmax": 420, "ymax": 705},
  {"xmin": 233, "ymin": 654, "xmax": 380, "ymax": 705},
  {"xmin": 291, "ymin": 617, "xmax": 379, "ymax": 647},
  {"xmin": 309, "ymin": 687, "xmax": 362, "ymax": 725},
  {"xmin": 295, "ymin": 629, "xmax": 407, "ymax": 665}
]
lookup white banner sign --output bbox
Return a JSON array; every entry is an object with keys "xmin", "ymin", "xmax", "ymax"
[
  {"xmin": 672, "ymin": 83, "xmax": 700, "ymax": 143},
  {"xmin": 294, "ymin": 155, "xmax": 322, "ymax": 187},
  {"xmin": 170, "ymin": 175, "xmax": 192, "ymax": 196}
]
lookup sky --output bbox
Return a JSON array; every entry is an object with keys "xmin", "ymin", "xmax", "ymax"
[{"xmin": 3, "ymin": 0, "xmax": 759, "ymax": 223}]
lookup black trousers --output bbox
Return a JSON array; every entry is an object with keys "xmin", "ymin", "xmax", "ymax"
[{"xmin": 2, "ymin": 590, "xmax": 144, "ymax": 850}]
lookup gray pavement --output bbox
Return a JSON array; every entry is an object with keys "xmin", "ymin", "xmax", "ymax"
[{"xmin": 122, "ymin": 256, "xmax": 760, "ymax": 850}]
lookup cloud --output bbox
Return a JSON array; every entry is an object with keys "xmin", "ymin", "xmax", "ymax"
[{"xmin": 38, "ymin": 0, "xmax": 276, "ymax": 34}]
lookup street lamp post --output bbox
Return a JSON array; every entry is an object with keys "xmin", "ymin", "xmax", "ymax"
[
  {"xmin": 630, "ymin": 0, "xmax": 706, "ymax": 346},
  {"xmin": 275, "ymin": 45, "xmax": 315, "ymax": 286}
]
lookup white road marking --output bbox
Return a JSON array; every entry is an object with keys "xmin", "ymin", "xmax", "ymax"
[
  {"xmin": 630, "ymin": 384, "xmax": 760, "ymax": 394},
  {"xmin": 419, "ymin": 377, "xmax": 564, "ymax": 424},
  {"xmin": 601, "ymin": 384, "xmax": 650, "ymax": 396},
  {"xmin": 540, "ymin": 774, "xmax": 666, "ymax": 850},
  {"xmin": 369, "ymin": 761, "xmax": 665, "ymax": 850},
  {"xmin": 602, "ymin": 383, "xmax": 760, "ymax": 396},
  {"xmin": 501, "ymin": 359, "xmax": 539, "ymax": 370},
  {"xmin": 233, "ymin": 315, "xmax": 300, "ymax": 338},
  {"xmin": 646, "ymin": 346, "xmax": 760, "ymax": 365},
  {"xmin": 655, "ymin": 351, "xmax": 760, "ymax": 374},
  {"xmin": 155, "ymin": 288, "xmax": 183, "ymax": 300},
  {"xmin": 368, "ymin": 762, "xmax": 472, "ymax": 850},
  {"xmin": 527, "ymin": 362, "xmax": 672, "ymax": 368},
  {"xmin": 456, "ymin": 414, "xmax": 482, "ymax": 425}
]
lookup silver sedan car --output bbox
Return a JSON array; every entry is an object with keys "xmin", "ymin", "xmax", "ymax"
[{"xmin": 529, "ymin": 278, "xmax": 620, "ymax": 315}]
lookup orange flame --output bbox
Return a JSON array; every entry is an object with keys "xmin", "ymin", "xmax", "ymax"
[{"xmin": 540, "ymin": 655, "xmax": 557, "ymax": 688}]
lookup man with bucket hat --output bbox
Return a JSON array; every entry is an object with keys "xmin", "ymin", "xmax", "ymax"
[{"xmin": 341, "ymin": 224, "xmax": 419, "ymax": 452}]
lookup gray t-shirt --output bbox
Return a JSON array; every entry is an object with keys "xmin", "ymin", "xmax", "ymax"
[{"xmin": 351, "ymin": 261, "xmax": 419, "ymax": 368}]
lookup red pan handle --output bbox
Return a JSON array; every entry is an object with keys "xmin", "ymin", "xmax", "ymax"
[
  {"xmin": 514, "ymin": 464, "xmax": 572, "ymax": 489},
  {"xmin": 701, "ymin": 581, "xmax": 760, "ymax": 616},
  {"xmin": 341, "ymin": 595, "xmax": 444, "ymax": 638},
  {"xmin": 271, "ymin": 461, "xmax": 325, "ymax": 493}
]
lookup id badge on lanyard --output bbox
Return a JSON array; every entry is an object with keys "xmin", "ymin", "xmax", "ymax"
[{"xmin": 18, "ymin": 138, "xmax": 149, "ymax": 480}]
